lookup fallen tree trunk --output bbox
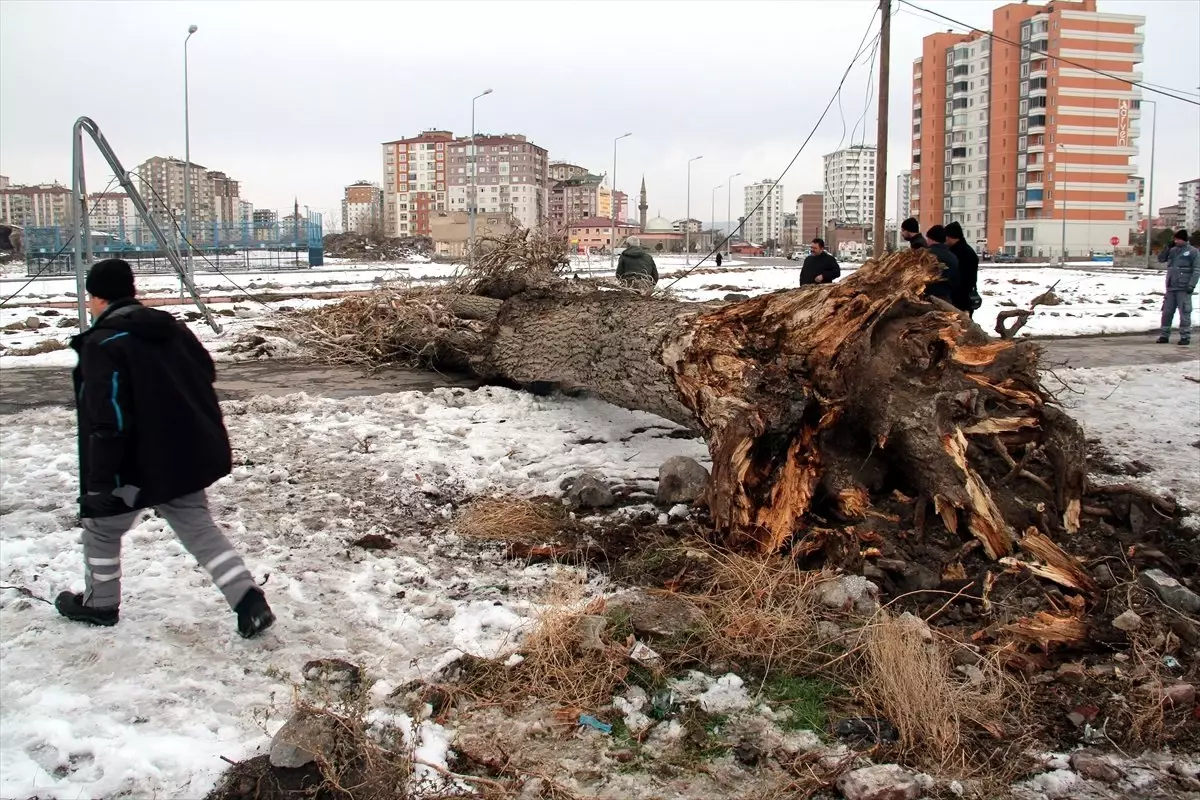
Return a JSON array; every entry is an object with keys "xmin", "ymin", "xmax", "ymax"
[{"xmin": 301, "ymin": 249, "xmax": 1087, "ymax": 556}]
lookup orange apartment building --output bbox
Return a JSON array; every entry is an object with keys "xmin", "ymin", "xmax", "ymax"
[
  {"xmin": 911, "ymin": 0, "xmax": 1145, "ymax": 257},
  {"xmin": 381, "ymin": 130, "xmax": 454, "ymax": 237}
]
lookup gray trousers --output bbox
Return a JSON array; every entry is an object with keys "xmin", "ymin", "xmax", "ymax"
[
  {"xmin": 82, "ymin": 490, "xmax": 256, "ymax": 610},
  {"xmin": 1161, "ymin": 290, "xmax": 1193, "ymax": 339}
]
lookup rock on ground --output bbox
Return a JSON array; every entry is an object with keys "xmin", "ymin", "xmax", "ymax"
[
  {"xmin": 1138, "ymin": 569, "xmax": 1200, "ymax": 614},
  {"xmin": 656, "ymin": 456, "xmax": 710, "ymax": 505},
  {"xmin": 269, "ymin": 710, "xmax": 338, "ymax": 769},
  {"xmin": 836, "ymin": 763, "xmax": 922, "ymax": 800},
  {"xmin": 607, "ymin": 590, "xmax": 705, "ymax": 639},
  {"xmin": 565, "ymin": 473, "xmax": 615, "ymax": 509}
]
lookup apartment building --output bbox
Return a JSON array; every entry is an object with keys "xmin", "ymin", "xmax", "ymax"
[
  {"xmin": 672, "ymin": 218, "xmax": 702, "ymax": 234},
  {"xmin": 911, "ymin": 0, "xmax": 1145, "ymax": 256},
  {"xmin": 381, "ymin": 130, "xmax": 452, "ymax": 237},
  {"xmin": 134, "ymin": 157, "xmax": 213, "ymax": 232},
  {"xmin": 612, "ymin": 190, "xmax": 629, "ymax": 224},
  {"xmin": 549, "ymin": 162, "xmax": 589, "ymax": 182},
  {"xmin": 89, "ymin": 192, "xmax": 129, "ymax": 233},
  {"xmin": 822, "ymin": 146, "xmax": 876, "ymax": 226},
  {"xmin": 896, "ymin": 172, "xmax": 912, "ymax": 223},
  {"xmin": 208, "ymin": 171, "xmax": 241, "ymax": 226},
  {"xmin": 0, "ymin": 182, "xmax": 72, "ymax": 227},
  {"xmin": 743, "ymin": 179, "xmax": 784, "ymax": 244},
  {"xmin": 342, "ymin": 181, "xmax": 384, "ymax": 235},
  {"xmin": 549, "ymin": 173, "xmax": 603, "ymax": 228},
  {"xmin": 1180, "ymin": 178, "xmax": 1200, "ymax": 231},
  {"xmin": 795, "ymin": 192, "xmax": 824, "ymax": 240},
  {"xmin": 447, "ymin": 134, "xmax": 549, "ymax": 231}
]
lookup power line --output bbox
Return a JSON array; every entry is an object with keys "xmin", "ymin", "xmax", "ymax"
[
  {"xmin": 0, "ymin": 173, "xmax": 124, "ymax": 308},
  {"xmin": 663, "ymin": 7, "xmax": 886, "ymax": 288},
  {"xmin": 897, "ymin": 0, "xmax": 1200, "ymax": 106}
]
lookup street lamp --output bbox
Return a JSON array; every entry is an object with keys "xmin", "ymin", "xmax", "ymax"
[
  {"xmin": 685, "ymin": 155, "xmax": 703, "ymax": 265},
  {"xmin": 184, "ymin": 24, "xmax": 198, "ymax": 283},
  {"xmin": 1143, "ymin": 99, "xmax": 1157, "ymax": 269},
  {"xmin": 611, "ymin": 132, "xmax": 632, "ymax": 271},
  {"xmin": 711, "ymin": 184, "xmax": 723, "ymax": 257},
  {"xmin": 726, "ymin": 172, "xmax": 741, "ymax": 256},
  {"xmin": 469, "ymin": 88, "xmax": 493, "ymax": 265}
]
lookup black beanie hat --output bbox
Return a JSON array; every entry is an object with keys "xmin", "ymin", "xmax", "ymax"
[
  {"xmin": 901, "ymin": 217, "xmax": 920, "ymax": 234},
  {"xmin": 1175, "ymin": 229, "xmax": 1189, "ymax": 242},
  {"xmin": 85, "ymin": 258, "xmax": 136, "ymax": 301},
  {"xmin": 926, "ymin": 224, "xmax": 947, "ymax": 244},
  {"xmin": 944, "ymin": 221, "xmax": 964, "ymax": 240}
]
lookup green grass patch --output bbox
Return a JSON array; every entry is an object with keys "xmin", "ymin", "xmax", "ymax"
[{"xmin": 763, "ymin": 674, "xmax": 838, "ymax": 732}]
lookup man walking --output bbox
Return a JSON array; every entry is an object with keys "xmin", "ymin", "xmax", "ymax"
[
  {"xmin": 1157, "ymin": 229, "xmax": 1197, "ymax": 345},
  {"xmin": 799, "ymin": 238, "xmax": 841, "ymax": 285},
  {"xmin": 944, "ymin": 221, "xmax": 981, "ymax": 315},
  {"xmin": 56, "ymin": 258, "xmax": 275, "ymax": 638},
  {"xmin": 615, "ymin": 236, "xmax": 659, "ymax": 288},
  {"xmin": 900, "ymin": 218, "xmax": 927, "ymax": 250}
]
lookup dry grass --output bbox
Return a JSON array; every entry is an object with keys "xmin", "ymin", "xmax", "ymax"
[
  {"xmin": 6, "ymin": 338, "xmax": 67, "ymax": 356},
  {"xmin": 854, "ymin": 611, "xmax": 1015, "ymax": 769},
  {"xmin": 451, "ymin": 228, "xmax": 570, "ymax": 295},
  {"xmin": 465, "ymin": 582, "xmax": 634, "ymax": 713},
  {"xmin": 686, "ymin": 547, "xmax": 830, "ymax": 674},
  {"xmin": 455, "ymin": 496, "xmax": 566, "ymax": 543}
]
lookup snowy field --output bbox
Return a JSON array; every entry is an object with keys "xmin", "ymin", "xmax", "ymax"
[
  {"xmin": 1, "ymin": 357, "xmax": 1197, "ymax": 799},
  {"xmin": 0, "ymin": 260, "xmax": 1182, "ymax": 370}
]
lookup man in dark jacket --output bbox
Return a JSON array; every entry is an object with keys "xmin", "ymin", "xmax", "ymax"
[
  {"xmin": 799, "ymin": 238, "xmax": 841, "ymax": 285},
  {"xmin": 923, "ymin": 225, "xmax": 961, "ymax": 305},
  {"xmin": 1156, "ymin": 229, "xmax": 1198, "ymax": 345},
  {"xmin": 615, "ymin": 236, "xmax": 659, "ymax": 288},
  {"xmin": 901, "ymin": 217, "xmax": 927, "ymax": 250},
  {"xmin": 944, "ymin": 221, "xmax": 980, "ymax": 315},
  {"xmin": 56, "ymin": 258, "xmax": 274, "ymax": 638}
]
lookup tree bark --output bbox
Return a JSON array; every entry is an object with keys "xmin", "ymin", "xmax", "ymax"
[{"xmin": 309, "ymin": 249, "xmax": 1088, "ymax": 557}]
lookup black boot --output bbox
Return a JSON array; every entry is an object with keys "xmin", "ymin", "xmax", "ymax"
[
  {"xmin": 235, "ymin": 588, "xmax": 275, "ymax": 639},
  {"xmin": 55, "ymin": 592, "xmax": 119, "ymax": 627},
  {"xmin": 1180, "ymin": 339, "xmax": 1192, "ymax": 346},
  {"xmin": 1156, "ymin": 336, "xmax": 1170, "ymax": 344}
]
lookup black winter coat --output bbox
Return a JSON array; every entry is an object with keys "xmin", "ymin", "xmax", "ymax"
[
  {"xmin": 924, "ymin": 243, "xmax": 961, "ymax": 304},
  {"xmin": 799, "ymin": 252, "xmax": 841, "ymax": 285},
  {"xmin": 70, "ymin": 299, "xmax": 232, "ymax": 515},
  {"xmin": 948, "ymin": 240, "xmax": 980, "ymax": 311},
  {"xmin": 906, "ymin": 233, "xmax": 928, "ymax": 250}
]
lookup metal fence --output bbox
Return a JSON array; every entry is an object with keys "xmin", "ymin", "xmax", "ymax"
[{"xmin": 23, "ymin": 216, "xmax": 324, "ymax": 275}]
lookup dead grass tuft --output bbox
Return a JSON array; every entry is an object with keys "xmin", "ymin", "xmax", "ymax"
[
  {"xmin": 854, "ymin": 611, "xmax": 1016, "ymax": 769},
  {"xmin": 7, "ymin": 338, "xmax": 67, "ymax": 356},
  {"xmin": 455, "ymin": 496, "xmax": 566, "ymax": 543},
  {"xmin": 451, "ymin": 228, "xmax": 571, "ymax": 296},
  {"xmin": 686, "ymin": 547, "xmax": 830, "ymax": 674}
]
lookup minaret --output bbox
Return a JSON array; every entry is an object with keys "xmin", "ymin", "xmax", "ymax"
[{"xmin": 638, "ymin": 176, "xmax": 648, "ymax": 232}]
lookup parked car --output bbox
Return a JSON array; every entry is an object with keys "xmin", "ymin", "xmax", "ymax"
[{"xmin": 993, "ymin": 253, "xmax": 1018, "ymax": 264}]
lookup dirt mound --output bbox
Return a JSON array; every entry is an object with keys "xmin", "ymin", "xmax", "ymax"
[{"xmin": 323, "ymin": 232, "xmax": 429, "ymax": 262}]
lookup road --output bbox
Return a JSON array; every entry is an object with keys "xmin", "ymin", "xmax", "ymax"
[{"xmin": 0, "ymin": 335, "xmax": 1193, "ymax": 417}]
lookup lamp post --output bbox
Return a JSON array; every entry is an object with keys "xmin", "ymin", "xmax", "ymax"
[
  {"xmin": 469, "ymin": 88, "xmax": 493, "ymax": 265},
  {"xmin": 711, "ymin": 184, "xmax": 723, "ymax": 257},
  {"xmin": 685, "ymin": 155, "xmax": 703, "ymax": 265},
  {"xmin": 1143, "ymin": 99, "xmax": 1157, "ymax": 269},
  {"xmin": 184, "ymin": 24, "xmax": 198, "ymax": 283},
  {"xmin": 611, "ymin": 132, "xmax": 632, "ymax": 271},
  {"xmin": 726, "ymin": 172, "xmax": 740, "ymax": 256}
]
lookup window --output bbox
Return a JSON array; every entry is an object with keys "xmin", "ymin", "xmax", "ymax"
[
  {"xmin": 1020, "ymin": 63, "xmax": 1030, "ymax": 78},
  {"xmin": 1019, "ymin": 99, "xmax": 1029, "ymax": 115},
  {"xmin": 1018, "ymin": 173, "xmax": 1027, "ymax": 188},
  {"xmin": 1020, "ymin": 226, "xmax": 1035, "ymax": 241},
  {"xmin": 1020, "ymin": 81, "xmax": 1029, "ymax": 97},
  {"xmin": 1021, "ymin": 25, "xmax": 1031, "ymax": 42},
  {"xmin": 1005, "ymin": 227, "xmax": 1017, "ymax": 242},
  {"xmin": 1018, "ymin": 136, "xmax": 1028, "ymax": 150}
]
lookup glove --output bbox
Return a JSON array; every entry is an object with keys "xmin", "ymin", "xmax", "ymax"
[{"xmin": 79, "ymin": 492, "xmax": 130, "ymax": 518}]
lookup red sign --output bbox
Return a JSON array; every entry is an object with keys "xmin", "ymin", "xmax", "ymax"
[{"xmin": 1110, "ymin": 236, "xmax": 1120, "ymax": 246}]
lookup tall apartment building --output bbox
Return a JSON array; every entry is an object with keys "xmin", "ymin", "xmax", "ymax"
[
  {"xmin": 0, "ymin": 182, "xmax": 72, "ymax": 227},
  {"xmin": 447, "ymin": 134, "xmax": 549, "ymax": 231},
  {"xmin": 1179, "ymin": 178, "xmax": 1200, "ymax": 231},
  {"xmin": 135, "ymin": 156, "xmax": 210, "ymax": 232},
  {"xmin": 238, "ymin": 200, "xmax": 255, "ymax": 227},
  {"xmin": 795, "ymin": 192, "xmax": 824, "ymax": 240},
  {"xmin": 743, "ymin": 179, "xmax": 784, "ymax": 244},
  {"xmin": 549, "ymin": 162, "xmax": 589, "ymax": 182},
  {"xmin": 89, "ymin": 192, "xmax": 129, "ymax": 233},
  {"xmin": 896, "ymin": 171, "xmax": 912, "ymax": 222},
  {"xmin": 208, "ymin": 171, "xmax": 241, "ymax": 226},
  {"xmin": 381, "ymin": 130, "xmax": 452, "ymax": 237},
  {"xmin": 549, "ymin": 173, "xmax": 603, "ymax": 228},
  {"xmin": 613, "ymin": 190, "xmax": 629, "ymax": 224},
  {"xmin": 822, "ymin": 146, "xmax": 877, "ymax": 226},
  {"xmin": 912, "ymin": 0, "xmax": 1144, "ymax": 256},
  {"xmin": 342, "ymin": 181, "xmax": 384, "ymax": 234},
  {"xmin": 0, "ymin": 175, "xmax": 10, "ymax": 189}
]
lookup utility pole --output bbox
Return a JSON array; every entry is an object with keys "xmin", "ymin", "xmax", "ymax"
[
  {"xmin": 1143, "ymin": 100, "xmax": 1157, "ymax": 269},
  {"xmin": 873, "ymin": 0, "xmax": 890, "ymax": 259}
]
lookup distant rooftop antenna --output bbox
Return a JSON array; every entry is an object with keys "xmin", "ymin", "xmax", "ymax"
[{"xmin": 70, "ymin": 117, "xmax": 221, "ymax": 333}]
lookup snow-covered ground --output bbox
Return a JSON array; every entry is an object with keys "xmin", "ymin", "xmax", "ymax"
[{"xmin": 1, "ymin": 355, "xmax": 1197, "ymax": 798}]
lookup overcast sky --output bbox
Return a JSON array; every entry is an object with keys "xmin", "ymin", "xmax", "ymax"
[{"xmin": 1, "ymin": 0, "xmax": 1197, "ymax": 229}]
